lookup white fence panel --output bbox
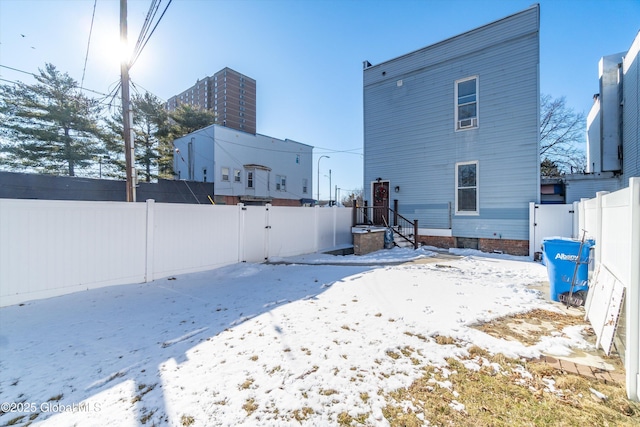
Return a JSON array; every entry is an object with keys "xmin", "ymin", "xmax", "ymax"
[
  {"xmin": 581, "ymin": 178, "xmax": 640, "ymax": 402},
  {"xmin": 151, "ymin": 202, "xmax": 241, "ymax": 279},
  {"xmin": 0, "ymin": 200, "xmax": 355, "ymax": 307},
  {"xmin": 580, "ymin": 197, "xmax": 599, "ymax": 241},
  {"xmin": 0, "ymin": 199, "xmax": 146, "ymax": 307},
  {"xmin": 319, "ymin": 207, "xmax": 353, "ymax": 250},
  {"xmin": 268, "ymin": 206, "xmax": 317, "ymax": 258},
  {"xmin": 600, "ymin": 188, "xmax": 632, "ymax": 285}
]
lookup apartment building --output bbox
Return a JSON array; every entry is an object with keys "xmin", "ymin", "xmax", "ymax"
[{"xmin": 166, "ymin": 67, "xmax": 257, "ymax": 134}]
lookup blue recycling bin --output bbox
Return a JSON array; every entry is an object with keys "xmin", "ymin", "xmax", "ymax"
[{"xmin": 542, "ymin": 238, "xmax": 593, "ymax": 303}]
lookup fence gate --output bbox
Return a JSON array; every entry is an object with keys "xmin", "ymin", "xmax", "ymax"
[
  {"xmin": 240, "ymin": 205, "xmax": 269, "ymax": 263},
  {"xmin": 530, "ymin": 203, "xmax": 576, "ymax": 256}
]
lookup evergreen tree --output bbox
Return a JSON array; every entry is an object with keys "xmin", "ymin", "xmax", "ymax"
[
  {"xmin": 134, "ymin": 92, "xmax": 170, "ymax": 182},
  {"xmin": 103, "ymin": 92, "xmax": 172, "ymax": 181},
  {"xmin": 168, "ymin": 103, "xmax": 216, "ymax": 139},
  {"xmin": 0, "ymin": 63, "xmax": 104, "ymax": 176}
]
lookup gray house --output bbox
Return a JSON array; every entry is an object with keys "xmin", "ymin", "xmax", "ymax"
[
  {"xmin": 565, "ymin": 30, "xmax": 640, "ymax": 203},
  {"xmin": 173, "ymin": 124, "xmax": 313, "ymax": 206},
  {"xmin": 363, "ymin": 5, "xmax": 540, "ymax": 256}
]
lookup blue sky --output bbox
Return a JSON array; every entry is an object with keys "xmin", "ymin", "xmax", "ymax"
[{"xmin": 1, "ymin": 0, "xmax": 639, "ymax": 200}]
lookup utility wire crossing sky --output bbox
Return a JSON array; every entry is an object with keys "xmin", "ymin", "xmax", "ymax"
[{"xmin": 0, "ymin": 0, "xmax": 638, "ymax": 199}]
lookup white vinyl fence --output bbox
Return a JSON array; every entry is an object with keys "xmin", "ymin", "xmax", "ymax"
[
  {"xmin": 580, "ymin": 177, "xmax": 640, "ymax": 402},
  {"xmin": 0, "ymin": 199, "xmax": 353, "ymax": 308},
  {"xmin": 529, "ymin": 202, "xmax": 578, "ymax": 257}
]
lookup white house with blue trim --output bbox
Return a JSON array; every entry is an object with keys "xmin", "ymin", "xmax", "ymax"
[
  {"xmin": 173, "ymin": 124, "xmax": 313, "ymax": 206},
  {"xmin": 363, "ymin": 4, "xmax": 540, "ymax": 255}
]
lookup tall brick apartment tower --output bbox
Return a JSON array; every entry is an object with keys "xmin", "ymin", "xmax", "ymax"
[{"xmin": 166, "ymin": 67, "xmax": 257, "ymax": 134}]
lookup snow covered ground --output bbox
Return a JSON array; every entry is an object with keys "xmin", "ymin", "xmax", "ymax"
[{"xmin": 0, "ymin": 247, "xmax": 594, "ymax": 426}]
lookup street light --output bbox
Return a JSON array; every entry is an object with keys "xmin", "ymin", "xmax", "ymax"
[{"xmin": 317, "ymin": 155, "xmax": 330, "ymax": 203}]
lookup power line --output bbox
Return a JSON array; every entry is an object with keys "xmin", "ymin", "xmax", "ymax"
[
  {"xmin": 130, "ymin": 0, "xmax": 173, "ymax": 69},
  {"xmin": 0, "ymin": 64, "xmax": 111, "ymax": 97},
  {"xmin": 80, "ymin": 0, "xmax": 98, "ymax": 91}
]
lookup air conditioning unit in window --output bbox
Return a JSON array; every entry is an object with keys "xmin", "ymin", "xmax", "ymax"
[{"xmin": 458, "ymin": 118, "xmax": 477, "ymax": 129}]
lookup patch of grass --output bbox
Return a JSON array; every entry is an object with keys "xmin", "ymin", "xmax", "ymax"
[
  {"xmin": 239, "ymin": 377, "xmax": 254, "ymax": 390},
  {"xmin": 48, "ymin": 394, "xmax": 63, "ymax": 401},
  {"xmin": 139, "ymin": 408, "xmax": 155, "ymax": 425},
  {"xmin": 181, "ymin": 414, "xmax": 195, "ymax": 426},
  {"xmin": 474, "ymin": 308, "xmax": 589, "ymax": 346},
  {"xmin": 320, "ymin": 388, "xmax": 339, "ymax": 396},
  {"xmin": 242, "ymin": 398, "xmax": 258, "ymax": 415},
  {"xmin": 433, "ymin": 335, "xmax": 457, "ymax": 345},
  {"xmin": 301, "ymin": 347, "xmax": 312, "ymax": 355},
  {"xmin": 468, "ymin": 345, "xmax": 489, "ymax": 357},
  {"xmin": 383, "ymin": 356, "xmax": 640, "ymax": 427},
  {"xmin": 337, "ymin": 411, "xmax": 369, "ymax": 426},
  {"xmin": 400, "ymin": 346, "xmax": 415, "ymax": 357},
  {"xmin": 267, "ymin": 365, "xmax": 282, "ymax": 375},
  {"xmin": 404, "ymin": 331, "xmax": 429, "ymax": 341},
  {"xmin": 386, "ymin": 350, "xmax": 401, "ymax": 360},
  {"xmin": 131, "ymin": 383, "xmax": 155, "ymax": 404},
  {"xmin": 249, "ymin": 354, "xmax": 259, "ymax": 361},
  {"xmin": 360, "ymin": 392, "xmax": 370, "ymax": 403},
  {"xmin": 6, "ymin": 415, "xmax": 26, "ymax": 426},
  {"xmin": 291, "ymin": 406, "xmax": 314, "ymax": 421}
]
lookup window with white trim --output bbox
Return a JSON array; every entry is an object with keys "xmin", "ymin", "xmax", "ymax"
[
  {"xmin": 302, "ymin": 178, "xmax": 308, "ymax": 194},
  {"xmin": 221, "ymin": 167, "xmax": 229, "ymax": 181},
  {"xmin": 455, "ymin": 161, "xmax": 478, "ymax": 214},
  {"xmin": 455, "ymin": 76, "xmax": 478, "ymax": 130},
  {"xmin": 246, "ymin": 171, "xmax": 254, "ymax": 188},
  {"xmin": 234, "ymin": 169, "xmax": 241, "ymax": 183},
  {"xmin": 276, "ymin": 175, "xmax": 286, "ymax": 191}
]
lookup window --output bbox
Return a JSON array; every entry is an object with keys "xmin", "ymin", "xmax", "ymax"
[
  {"xmin": 234, "ymin": 169, "xmax": 241, "ymax": 183},
  {"xmin": 455, "ymin": 76, "xmax": 478, "ymax": 130},
  {"xmin": 203, "ymin": 168, "xmax": 207, "ymax": 182},
  {"xmin": 302, "ymin": 178, "xmax": 308, "ymax": 194},
  {"xmin": 276, "ymin": 175, "xmax": 286, "ymax": 191},
  {"xmin": 455, "ymin": 161, "xmax": 478, "ymax": 214},
  {"xmin": 221, "ymin": 167, "xmax": 229, "ymax": 181},
  {"xmin": 247, "ymin": 171, "xmax": 254, "ymax": 188}
]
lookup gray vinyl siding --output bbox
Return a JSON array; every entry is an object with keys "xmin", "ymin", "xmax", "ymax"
[
  {"xmin": 364, "ymin": 5, "xmax": 539, "ymax": 241},
  {"xmin": 622, "ymin": 35, "xmax": 639, "ymax": 185}
]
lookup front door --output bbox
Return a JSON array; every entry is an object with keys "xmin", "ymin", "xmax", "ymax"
[{"xmin": 372, "ymin": 181, "xmax": 390, "ymax": 226}]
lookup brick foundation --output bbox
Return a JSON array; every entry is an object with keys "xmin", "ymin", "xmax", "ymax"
[
  {"xmin": 417, "ymin": 235, "xmax": 455, "ymax": 249},
  {"xmin": 417, "ymin": 234, "xmax": 529, "ymax": 257},
  {"xmin": 478, "ymin": 238, "xmax": 529, "ymax": 256}
]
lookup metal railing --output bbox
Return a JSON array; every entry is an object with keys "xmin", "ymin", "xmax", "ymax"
[{"xmin": 352, "ymin": 204, "xmax": 418, "ymax": 249}]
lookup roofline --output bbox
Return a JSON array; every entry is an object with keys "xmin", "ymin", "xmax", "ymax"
[
  {"xmin": 364, "ymin": 3, "xmax": 539, "ymax": 70},
  {"xmin": 176, "ymin": 124, "xmax": 314, "ymax": 149}
]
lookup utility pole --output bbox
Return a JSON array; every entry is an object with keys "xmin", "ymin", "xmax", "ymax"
[
  {"xmin": 328, "ymin": 169, "xmax": 332, "ymax": 206},
  {"xmin": 317, "ymin": 155, "xmax": 329, "ymax": 203},
  {"xmin": 120, "ymin": 0, "xmax": 136, "ymax": 202}
]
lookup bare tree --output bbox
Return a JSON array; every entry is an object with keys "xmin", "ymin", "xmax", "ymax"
[
  {"xmin": 540, "ymin": 94, "xmax": 586, "ymax": 175},
  {"xmin": 341, "ymin": 188, "xmax": 363, "ymax": 207}
]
